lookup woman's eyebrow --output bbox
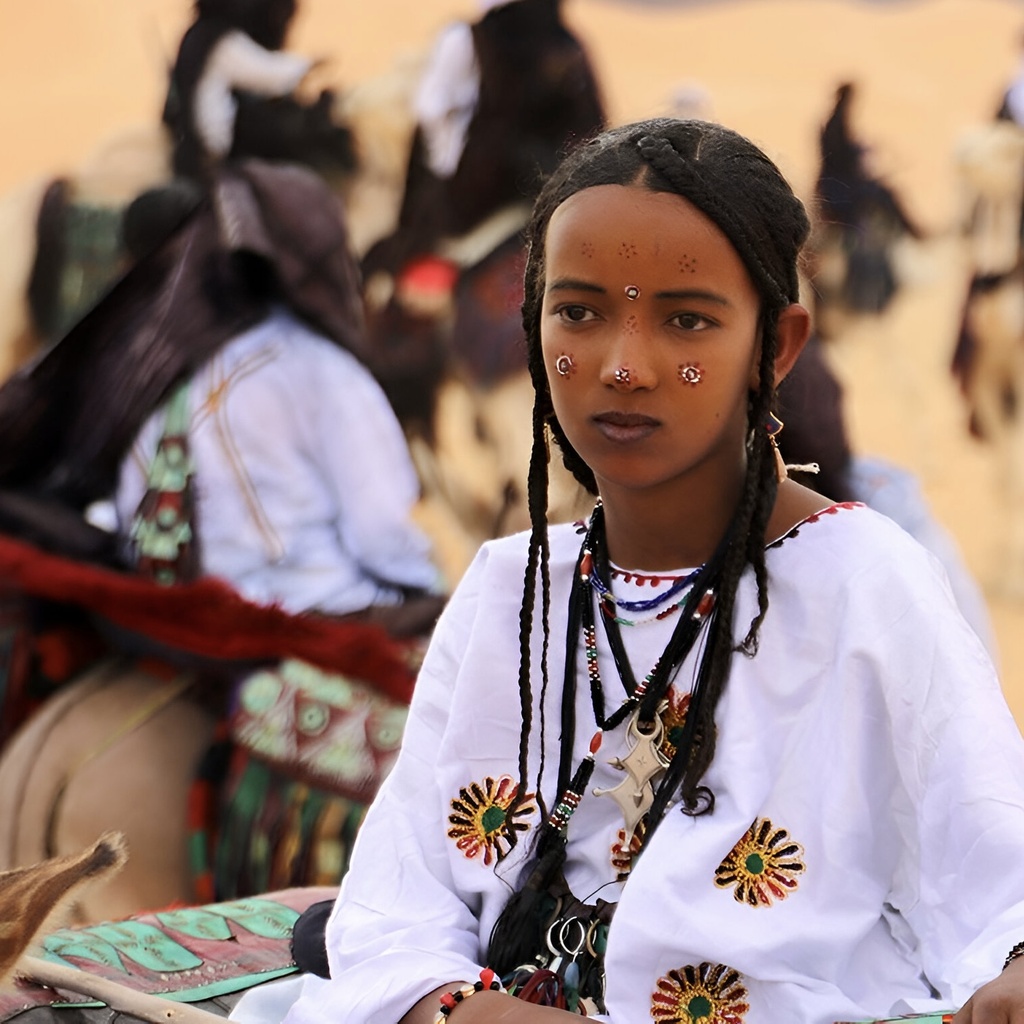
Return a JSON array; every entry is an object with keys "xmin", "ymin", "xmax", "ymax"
[
  {"xmin": 546, "ymin": 277, "xmax": 606, "ymax": 294},
  {"xmin": 656, "ymin": 288, "xmax": 731, "ymax": 306}
]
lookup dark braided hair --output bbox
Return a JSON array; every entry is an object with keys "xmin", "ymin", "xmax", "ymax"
[{"xmin": 514, "ymin": 118, "xmax": 810, "ymax": 822}]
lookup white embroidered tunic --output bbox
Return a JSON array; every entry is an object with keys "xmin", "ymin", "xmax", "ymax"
[
  {"xmin": 283, "ymin": 503, "xmax": 1024, "ymax": 1023},
  {"xmin": 115, "ymin": 309, "xmax": 441, "ymax": 615}
]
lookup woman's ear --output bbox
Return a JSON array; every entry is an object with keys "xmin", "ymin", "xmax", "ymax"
[{"xmin": 772, "ymin": 304, "xmax": 812, "ymax": 387}]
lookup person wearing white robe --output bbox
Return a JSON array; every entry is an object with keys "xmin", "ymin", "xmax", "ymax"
[
  {"xmin": 277, "ymin": 504, "xmax": 1024, "ymax": 1023},
  {"xmin": 115, "ymin": 307, "xmax": 442, "ymax": 616}
]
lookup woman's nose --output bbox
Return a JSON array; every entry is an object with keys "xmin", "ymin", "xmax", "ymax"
[{"xmin": 600, "ymin": 318, "xmax": 655, "ymax": 390}]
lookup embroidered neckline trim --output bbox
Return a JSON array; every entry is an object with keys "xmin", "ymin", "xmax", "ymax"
[
  {"xmin": 607, "ymin": 565, "xmax": 697, "ymax": 586},
  {"xmin": 767, "ymin": 500, "xmax": 865, "ymax": 548}
]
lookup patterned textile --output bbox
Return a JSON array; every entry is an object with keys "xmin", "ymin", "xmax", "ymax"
[
  {"xmin": 208, "ymin": 653, "xmax": 418, "ymax": 897},
  {"xmin": 229, "ymin": 657, "xmax": 410, "ymax": 802},
  {"xmin": 0, "ymin": 887, "xmax": 336, "ymax": 1022},
  {"xmin": 209, "ymin": 747, "xmax": 369, "ymax": 900},
  {"xmin": 129, "ymin": 381, "xmax": 199, "ymax": 586}
]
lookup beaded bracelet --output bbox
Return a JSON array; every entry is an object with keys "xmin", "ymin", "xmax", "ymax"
[
  {"xmin": 433, "ymin": 969, "xmax": 506, "ymax": 1023},
  {"xmin": 1004, "ymin": 941, "xmax": 1024, "ymax": 971}
]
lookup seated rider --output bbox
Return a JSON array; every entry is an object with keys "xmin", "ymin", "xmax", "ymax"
[
  {"xmin": 0, "ymin": 162, "xmax": 444, "ymax": 636},
  {"xmin": 361, "ymin": 0, "xmax": 605, "ymax": 284},
  {"xmin": 164, "ymin": 0, "xmax": 355, "ymax": 181}
]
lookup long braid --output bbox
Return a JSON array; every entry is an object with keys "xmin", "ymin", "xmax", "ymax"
[{"xmin": 487, "ymin": 242, "xmax": 574, "ymax": 973}]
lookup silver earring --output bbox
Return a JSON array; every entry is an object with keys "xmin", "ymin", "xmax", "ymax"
[
  {"xmin": 555, "ymin": 353, "xmax": 575, "ymax": 377},
  {"xmin": 614, "ymin": 367, "xmax": 632, "ymax": 385},
  {"xmin": 678, "ymin": 363, "xmax": 703, "ymax": 386},
  {"xmin": 624, "ymin": 285, "xmax": 640, "ymax": 300}
]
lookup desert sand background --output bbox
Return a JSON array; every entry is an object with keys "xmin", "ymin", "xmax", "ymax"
[{"xmin": 3, "ymin": 0, "xmax": 1024, "ymax": 714}]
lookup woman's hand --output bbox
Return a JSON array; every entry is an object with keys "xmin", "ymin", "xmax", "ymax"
[{"xmin": 955, "ymin": 957, "xmax": 1024, "ymax": 1022}]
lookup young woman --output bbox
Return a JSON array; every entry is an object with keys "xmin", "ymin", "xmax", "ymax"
[{"xmin": 282, "ymin": 119, "xmax": 1024, "ymax": 1023}]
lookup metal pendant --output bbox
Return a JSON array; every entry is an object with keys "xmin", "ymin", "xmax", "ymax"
[{"xmin": 593, "ymin": 708, "xmax": 670, "ymax": 835}]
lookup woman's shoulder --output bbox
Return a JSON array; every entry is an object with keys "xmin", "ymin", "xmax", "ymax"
[
  {"xmin": 769, "ymin": 497, "xmax": 926, "ymax": 558},
  {"xmin": 765, "ymin": 497, "xmax": 983, "ymax": 650},
  {"xmin": 765, "ymin": 497, "xmax": 957, "ymax": 603}
]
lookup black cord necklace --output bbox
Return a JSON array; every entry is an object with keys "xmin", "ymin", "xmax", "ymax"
[{"xmin": 545, "ymin": 502, "xmax": 730, "ymax": 857}]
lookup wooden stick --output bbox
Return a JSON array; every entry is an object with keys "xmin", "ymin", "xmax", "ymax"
[{"xmin": 17, "ymin": 956, "xmax": 228, "ymax": 1024}]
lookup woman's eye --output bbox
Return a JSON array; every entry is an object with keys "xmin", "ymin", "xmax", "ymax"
[
  {"xmin": 558, "ymin": 304, "xmax": 593, "ymax": 323},
  {"xmin": 673, "ymin": 312, "xmax": 712, "ymax": 331}
]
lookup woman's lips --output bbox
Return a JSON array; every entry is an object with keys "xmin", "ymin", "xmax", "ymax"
[{"xmin": 592, "ymin": 411, "xmax": 661, "ymax": 443}]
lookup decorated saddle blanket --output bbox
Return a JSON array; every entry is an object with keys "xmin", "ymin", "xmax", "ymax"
[{"xmin": 0, "ymin": 886, "xmax": 336, "ymax": 1022}]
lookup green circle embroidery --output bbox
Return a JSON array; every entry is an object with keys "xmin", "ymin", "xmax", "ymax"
[
  {"xmin": 651, "ymin": 963, "xmax": 749, "ymax": 1023},
  {"xmin": 447, "ymin": 774, "xmax": 537, "ymax": 866},
  {"xmin": 715, "ymin": 818, "xmax": 806, "ymax": 908},
  {"xmin": 297, "ymin": 702, "xmax": 329, "ymax": 735},
  {"xmin": 688, "ymin": 995, "xmax": 712, "ymax": 1018},
  {"xmin": 481, "ymin": 805, "xmax": 507, "ymax": 834}
]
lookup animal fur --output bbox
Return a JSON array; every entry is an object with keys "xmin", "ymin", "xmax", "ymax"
[{"xmin": 0, "ymin": 831, "xmax": 126, "ymax": 988}]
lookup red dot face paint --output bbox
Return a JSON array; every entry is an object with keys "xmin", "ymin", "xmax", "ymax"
[
  {"xmin": 680, "ymin": 255, "xmax": 697, "ymax": 274},
  {"xmin": 624, "ymin": 314, "xmax": 640, "ymax": 335},
  {"xmin": 619, "ymin": 242, "xmax": 638, "ymax": 259},
  {"xmin": 581, "ymin": 241, "xmax": 595, "ymax": 259},
  {"xmin": 678, "ymin": 363, "xmax": 704, "ymax": 386}
]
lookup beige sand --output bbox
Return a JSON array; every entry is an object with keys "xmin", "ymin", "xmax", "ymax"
[{"xmin": 3, "ymin": 0, "xmax": 1024, "ymax": 712}]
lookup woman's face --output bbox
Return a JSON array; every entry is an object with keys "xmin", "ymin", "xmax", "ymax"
[{"xmin": 540, "ymin": 183, "xmax": 764, "ymax": 504}]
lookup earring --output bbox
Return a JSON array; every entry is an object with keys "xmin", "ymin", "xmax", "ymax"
[
  {"xmin": 678, "ymin": 363, "xmax": 703, "ymax": 386},
  {"xmin": 624, "ymin": 285, "xmax": 640, "ymax": 300},
  {"xmin": 614, "ymin": 367, "xmax": 632, "ymax": 386},
  {"xmin": 766, "ymin": 411, "xmax": 787, "ymax": 483}
]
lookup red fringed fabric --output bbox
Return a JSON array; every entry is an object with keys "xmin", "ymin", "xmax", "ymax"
[{"xmin": 0, "ymin": 534, "xmax": 415, "ymax": 704}]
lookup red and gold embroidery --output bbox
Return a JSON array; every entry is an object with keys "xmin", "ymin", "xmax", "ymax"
[
  {"xmin": 651, "ymin": 962, "xmax": 749, "ymax": 1023},
  {"xmin": 714, "ymin": 818, "xmax": 805, "ymax": 907},
  {"xmin": 658, "ymin": 687, "xmax": 691, "ymax": 762},
  {"xmin": 447, "ymin": 775, "xmax": 536, "ymax": 865}
]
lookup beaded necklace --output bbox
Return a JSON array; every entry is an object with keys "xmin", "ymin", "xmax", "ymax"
[
  {"xmin": 544, "ymin": 502, "xmax": 727, "ymax": 854},
  {"xmin": 589, "ymin": 566, "xmax": 702, "ymax": 628}
]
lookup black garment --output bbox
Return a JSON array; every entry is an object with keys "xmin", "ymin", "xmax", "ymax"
[
  {"xmin": 362, "ymin": 0, "xmax": 604, "ymax": 277},
  {"xmin": 290, "ymin": 899, "xmax": 334, "ymax": 978},
  {"xmin": 163, "ymin": 5, "xmax": 353, "ymax": 180},
  {"xmin": 815, "ymin": 85, "xmax": 919, "ymax": 239}
]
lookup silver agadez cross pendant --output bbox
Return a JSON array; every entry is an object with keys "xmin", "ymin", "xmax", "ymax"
[{"xmin": 593, "ymin": 710, "xmax": 671, "ymax": 835}]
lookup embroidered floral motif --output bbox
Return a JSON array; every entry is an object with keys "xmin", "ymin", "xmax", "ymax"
[
  {"xmin": 658, "ymin": 687, "xmax": 691, "ymax": 762},
  {"xmin": 651, "ymin": 962, "xmax": 749, "ymax": 1023},
  {"xmin": 714, "ymin": 818, "xmax": 805, "ymax": 907},
  {"xmin": 447, "ymin": 775, "xmax": 536, "ymax": 865}
]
